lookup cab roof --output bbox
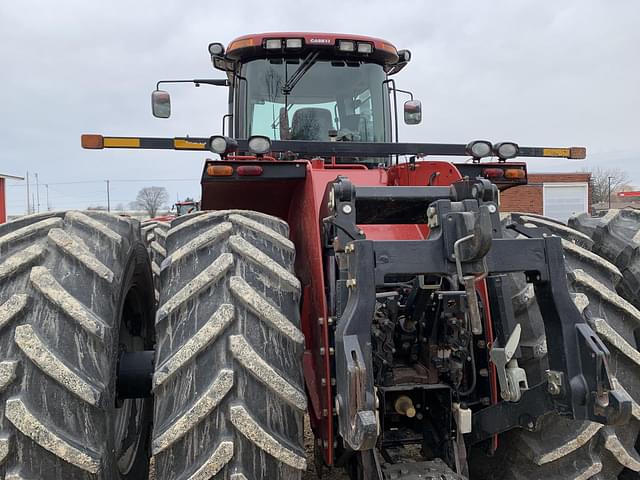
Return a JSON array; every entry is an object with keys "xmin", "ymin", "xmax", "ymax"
[{"xmin": 224, "ymin": 32, "xmax": 401, "ymax": 66}]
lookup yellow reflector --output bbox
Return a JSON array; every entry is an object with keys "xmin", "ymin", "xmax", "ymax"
[
  {"xmin": 175, "ymin": 139, "xmax": 206, "ymax": 150},
  {"xmin": 81, "ymin": 134, "xmax": 104, "ymax": 149},
  {"xmin": 570, "ymin": 147, "xmax": 587, "ymax": 159},
  {"xmin": 504, "ymin": 168, "xmax": 526, "ymax": 180},
  {"xmin": 103, "ymin": 137, "xmax": 140, "ymax": 148},
  {"xmin": 228, "ymin": 38, "xmax": 254, "ymax": 52},
  {"xmin": 543, "ymin": 148, "xmax": 570, "ymax": 158},
  {"xmin": 207, "ymin": 165, "xmax": 234, "ymax": 176}
]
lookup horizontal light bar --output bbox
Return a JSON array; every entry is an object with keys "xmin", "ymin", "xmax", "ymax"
[
  {"xmin": 81, "ymin": 134, "xmax": 206, "ymax": 150},
  {"xmin": 81, "ymin": 134, "xmax": 585, "ymax": 159}
]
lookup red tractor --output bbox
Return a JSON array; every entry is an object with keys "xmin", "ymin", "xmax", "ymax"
[{"xmin": 2, "ymin": 32, "xmax": 638, "ymax": 480}]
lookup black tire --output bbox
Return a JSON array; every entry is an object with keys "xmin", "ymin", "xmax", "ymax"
[
  {"xmin": 141, "ymin": 220, "xmax": 171, "ymax": 302},
  {"xmin": 507, "ymin": 212, "xmax": 595, "ymax": 249},
  {"xmin": 571, "ymin": 209, "xmax": 640, "ymax": 309},
  {"xmin": 152, "ymin": 210, "xmax": 306, "ymax": 479},
  {"xmin": 0, "ymin": 211, "xmax": 155, "ymax": 479},
  {"xmin": 141, "ymin": 220, "xmax": 158, "ymax": 246},
  {"xmin": 471, "ymin": 215, "xmax": 640, "ymax": 479}
]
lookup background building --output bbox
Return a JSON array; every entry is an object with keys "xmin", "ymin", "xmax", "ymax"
[{"xmin": 500, "ymin": 172, "xmax": 592, "ymax": 223}]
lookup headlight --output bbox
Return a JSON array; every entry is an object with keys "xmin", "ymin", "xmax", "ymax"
[
  {"xmin": 208, "ymin": 135, "xmax": 238, "ymax": 155},
  {"xmin": 465, "ymin": 140, "xmax": 493, "ymax": 159},
  {"xmin": 494, "ymin": 142, "xmax": 519, "ymax": 160},
  {"xmin": 248, "ymin": 135, "xmax": 271, "ymax": 155}
]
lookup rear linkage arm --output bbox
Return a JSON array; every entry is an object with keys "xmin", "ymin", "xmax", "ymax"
[{"xmin": 322, "ymin": 176, "xmax": 631, "ymax": 452}]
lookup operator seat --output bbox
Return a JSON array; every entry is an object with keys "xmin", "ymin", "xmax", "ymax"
[
  {"xmin": 290, "ymin": 107, "xmax": 334, "ymax": 141},
  {"xmin": 342, "ymin": 114, "xmax": 367, "ymax": 139}
]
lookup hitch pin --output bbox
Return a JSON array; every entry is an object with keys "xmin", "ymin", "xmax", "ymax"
[
  {"xmin": 463, "ymin": 276, "xmax": 483, "ymax": 335},
  {"xmin": 454, "ymin": 234, "xmax": 483, "ymax": 335}
]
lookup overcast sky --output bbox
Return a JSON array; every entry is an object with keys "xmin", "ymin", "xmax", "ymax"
[{"xmin": 1, "ymin": 0, "xmax": 639, "ymax": 215}]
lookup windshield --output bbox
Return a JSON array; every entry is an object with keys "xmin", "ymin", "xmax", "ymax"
[{"xmin": 239, "ymin": 58, "xmax": 391, "ymax": 148}]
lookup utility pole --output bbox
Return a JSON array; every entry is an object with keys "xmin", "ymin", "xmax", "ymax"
[
  {"xmin": 26, "ymin": 171, "xmax": 31, "ymax": 214},
  {"xmin": 45, "ymin": 184, "xmax": 50, "ymax": 211},
  {"xmin": 106, "ymin": 180, "xmax": 111, "ymax": 212},
  {"xmin": 608, "ymin": 176, "xmax": 613, "ymax": 209},
  {"xmin": 35, "ymin": 173, "xmax": 40, "ymax": 213}
]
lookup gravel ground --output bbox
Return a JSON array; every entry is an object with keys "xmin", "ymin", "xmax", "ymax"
[{"xmin": 147, "ymin": 415, "xmax": 349, "ymax": 479}]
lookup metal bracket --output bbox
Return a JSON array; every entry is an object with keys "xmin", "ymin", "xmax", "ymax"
[
  {"xmin": 490, "ymin": 324, "xmax": 528, "ymax": 402},
  {"xmin": 335, "ymin": 240, "xmax": 379, "ymax": 451},
  {"xmin": 328, "ymin": 177, "xmax": 630, "ymax": 455}
]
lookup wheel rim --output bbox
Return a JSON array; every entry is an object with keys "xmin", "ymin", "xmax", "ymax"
[{"xmin": 115, "ymin": 283, "xmax": 152, "ymax": 475}]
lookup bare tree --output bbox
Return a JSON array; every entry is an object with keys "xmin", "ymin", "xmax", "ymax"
[
  {"xmin": 133, "ymin": 186, "xmax": 169, "ymax": 217},
  {"xmin": 586, "ymin": 167, "xmax": 631, "ymax": 204}
]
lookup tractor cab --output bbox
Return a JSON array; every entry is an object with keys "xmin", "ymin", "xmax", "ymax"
[
  {"xmin": 173, "ymin": 200, "xmax": 199, "ymax": 216},
  {"xmin": 153, "ymin": 33, "xmax": 421, "ymax": 165}
]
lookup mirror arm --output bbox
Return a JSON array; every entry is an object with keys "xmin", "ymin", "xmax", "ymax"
[
  {"xmin": 394, "ymin": 87, "xmax": 414, "ymax": 101},
  {"xmin": 156, "ymin": 79, "xmax": 228, "ymax": 89}
]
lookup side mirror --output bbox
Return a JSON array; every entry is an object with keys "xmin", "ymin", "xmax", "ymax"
[
  {"xmin": 152, "ymin": 90, "xmax": 171, "ymax": 118},
  {"xmin": 404, "ymin": 100, "xmax": 422, "ymax": 125}
]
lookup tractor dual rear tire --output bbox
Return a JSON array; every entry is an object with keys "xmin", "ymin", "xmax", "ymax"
[
  {"xmin": 0, "ymin": 211, "xmax": 155, "ymax": 479},
  {"xmin": 571, "ymin": 209, "xmax": 640, "ymax": 310},
  {"xmin": 470, "ymin": 215, "xmax": 640, "ymax": 479},
  {"xmin": 141, "ymin": 220, "xmax": 171, "ymax": 299},
  {"xmin": 152, "ymin": 210, "xmax": 306, "ymax": 479}
]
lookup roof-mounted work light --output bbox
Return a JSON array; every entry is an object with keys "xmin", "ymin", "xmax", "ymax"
[
  {"xmin": 247, "ymin": 135, "xmax": 271, "ymax": 155},
  {"xmin": 208, "ymin": 135, "xmax": 238, "ymax": 156},
  {"xmin": 494, "ymin": 142, "xmax": 519, "ymax": 160},
  {"xmin": 208, "ymin": 42, "xmax": 225, "ymax": 56},
  {"xmin": 285, "ymin": 38, "xmax": 303, "ymax": 49},
  {"xmin": 338, "ymin": 40, "xmax": 356, "ymax": 52},
  {"xmin": 264, "ymin": 39, "xmax": 282, "ymax": 50},
  {"xmin": 465, "ymin": 140, "xmax": 493, "ymax": 160}
]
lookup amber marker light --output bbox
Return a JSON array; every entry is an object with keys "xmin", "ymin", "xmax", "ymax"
[
  {"xmin": 227, "ymin": 38, "xmax": 254, "ymax": 52},
  {"xmin": 81, "ymin": 134, "xmax": 104, "ymax": 149},
  {"xmin": 504, "ymin": 168, "xmax": 526, "ymax": 180},
  {"xmin": 207, "ymin": 165, "xmax": 234, "ymax": 176},
  {"xmin": 570, "ymin": 147, "xmax": 587, "ymax": 160}
]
